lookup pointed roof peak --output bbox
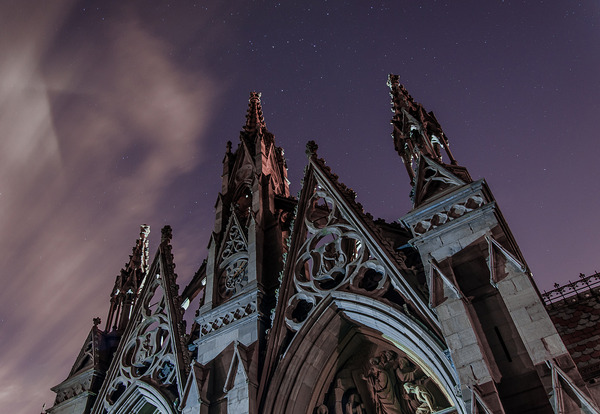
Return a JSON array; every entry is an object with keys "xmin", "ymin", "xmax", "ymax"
[
  {"xmin": 106, "ymin": 225, "xmax": 151, "ymax": 331},
  {"xmin": 387, "ymin": 74, "xmax": 458, "ymax": 186},
  {"xmin": 387, "ymin": 74, "xmax": 414, "ymax": 110},
  {"xmin": 305, "ymin": 140, "xmax": 319, "ymax": 158},
  {"xmin": 161, "ymin": 224, "xmax": 173, "ymax": 244},
  {"xmin": 120, "ymin": 224, "xmax": 151, "ymax": 277},
  {"xmin": 243, "ymin": 91, "xmax": 267, "ymax": 136}
]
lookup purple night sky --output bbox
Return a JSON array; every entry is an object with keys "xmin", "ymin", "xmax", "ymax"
[{"xmin": 1, "ymin": 1, "xmax": 598, "ymax": 412}]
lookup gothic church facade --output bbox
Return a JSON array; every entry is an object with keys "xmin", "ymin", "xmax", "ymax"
[{"xmin": 47, "ymin": 76, "xmax": 600, "ymax": 413}]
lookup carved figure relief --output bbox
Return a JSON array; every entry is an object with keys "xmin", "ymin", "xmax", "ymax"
[
  {"xmin": 363, "ymin": 356, "xmax": 406, "ymax": 413},
  {"xmin": 285, "ymin": 187, "xmax": 388, "ymax": 331},
  {"xmin": 316, "ymin": 347, "xmax": 452, "ymax": 414},
  {"xmin": 403, "ymin": 383, "xmax": 436, "ymax": 414}
]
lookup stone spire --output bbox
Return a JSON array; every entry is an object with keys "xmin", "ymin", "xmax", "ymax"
[
  {"xmin": 388, "ymin": 74, "xmax": 457, "ymax": 184},
  {"xmin": 105, "ymin": 224, "xmax": 150, "ymax": 332},
  {"xmin": 242, "ymin": 91, "xmax": 267, "ymax": 137},
  {"xmin": 238, "ymin": 91, "xmax": 277, "ymax": 156}
]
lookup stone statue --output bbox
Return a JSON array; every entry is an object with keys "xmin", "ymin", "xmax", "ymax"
[
  {"xmin": 393, "ymin": 354, "xmax": 424, "ymax": 383},
  {"xmin": 345, "ymin": 393, "xmax": 365, "ymax": 414},
  {"xmin": 403, "ymin": 382, "xmax": 436, "ymax": 414},
  {"xmin": 363, "ymin": 357, "xmax": 405, "ymax": 414},
  {"xmin": 315, "ymin": 404, "xmax": 329, "ymax": 414},
  {"xmin": 361, "ymin": 350, "xmax": 440, "ymax": 414}
]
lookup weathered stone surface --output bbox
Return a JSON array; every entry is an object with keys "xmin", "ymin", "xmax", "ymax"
[{"xmin": 47, "ymin": 85, "xmax": 600, "ymax": 414}]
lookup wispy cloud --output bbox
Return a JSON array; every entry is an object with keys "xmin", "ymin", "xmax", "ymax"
[{"xmin": 0, "ymin": 2, "xmax": 220, "ymax": 412}]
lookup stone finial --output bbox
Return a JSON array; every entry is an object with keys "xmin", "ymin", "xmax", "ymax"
[
  {"xmin": 388, "ymin": 74, "xmax": 458, "ymax": 185},
  {"xmin": 243, "ymin": 92, "xmax": 266, "ymax": 135},
  {"xmin": 93, "ymin": 317, "xmax": 101, "ymax": 326},
  {"xmin": 226, "ymin": 140, "xmax": 232, "ymax": 154},
  {"xmin": 140, "ymin": 224, "xmax": 150, "ymax": 240},
  {"xmin": 305, "ymin": 140, "xmax": 319, "ymax": 158}
]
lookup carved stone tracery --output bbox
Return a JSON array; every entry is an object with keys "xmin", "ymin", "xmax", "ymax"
[
  {"xmin": 221, "ymin": 220, "xmax": 247, "ymax": 261},
  {"xmin": 218, "ymin": 214, "xmax": 250, "ymax": 300},
  {"xmin": 104, "ymin": 273, "xmax": 178, "ymax": 411},
  {"xmin": 285, "ymin": 188, "xmax": 388, "ymax": 331}
]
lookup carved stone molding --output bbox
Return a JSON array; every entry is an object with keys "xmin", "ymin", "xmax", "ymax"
[
  {"xmin": 412, "ymin": 194, "xmax": 484, "ymax": 236},
  {"xmin": 196, "ymin": 291, "xmax": 258, "ymax": 338},
  {"xmin": 199, "ymin": 301, "xmax": 257, "ymax": 337},
  {"xmin": 54, "ymin": 374, "xmax": 94, "ymax": 404}
]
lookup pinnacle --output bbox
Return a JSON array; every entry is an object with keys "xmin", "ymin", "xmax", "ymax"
[
  {"xmin": 243, "ymin": 91, "xmax": 266, "ymax": 136},
  {"xmin": 140, "ymin": 224, "xmax": 150, "ymax": 240},
  {"xmin": 161, "ymin": 225, "xmax": 173, "ymax": 244},
  {"xmin": 305, "ymin": 140, "xmax": 319, "ymax": 158},
  {"xmin": 107, "ymin": 226, "xmax": 152, "ymax": 331},
  {"xmin": 387, "ymin": 75, "xmax": 458, "ymax": 185},
  {"xmin": 388, "ymin": 74, "xmax": 416, "ymax": 118}
]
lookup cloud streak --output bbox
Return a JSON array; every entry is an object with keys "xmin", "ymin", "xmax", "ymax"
[{"xmin": 0, "ymin": 2, "xmax": 220, "ymax": 412}]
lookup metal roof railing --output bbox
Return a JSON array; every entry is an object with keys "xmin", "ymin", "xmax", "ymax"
[{"xmin": 542, "ymin": 271, "xmax": 600, "ymax": 308}]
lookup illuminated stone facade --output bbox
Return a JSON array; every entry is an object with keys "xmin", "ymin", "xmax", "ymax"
[{"xmin": 47, "ymin": 79, "xmax": 600, "ymax": 413}]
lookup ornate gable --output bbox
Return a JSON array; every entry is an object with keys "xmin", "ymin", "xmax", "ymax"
[
  {"xmin": 48, "ymin": 319, "xmax": 109, "ymax": 413},
  {"xmin": 261, "ymin": 143, "xmax": 445, "ymax": 408},
  {"xmin": 412, "ymin": 155, "xmax": 467, "ymax": 208},
  {"xmin": 280, "ymin": 142, "xmax": 435, "ymax": 333},
  {"xmin": 92, "ymin": 226, "xmax": 189, "ymax": 414},
  {"xmin": 68, "ymin": 321, "xmax": 104, "ymax": 377}
]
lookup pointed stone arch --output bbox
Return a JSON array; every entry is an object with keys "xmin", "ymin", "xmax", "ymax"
[
  {"xmin": 262, "ymin": 291, "xmax": 466, "ymax": 414},
  {"xmin": 109, "ymin": 380, "xmax": 176, "ymax": 414}
]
